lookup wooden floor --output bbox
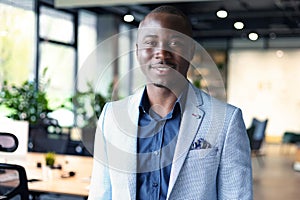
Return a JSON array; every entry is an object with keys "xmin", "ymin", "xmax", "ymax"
[{"xmin": 253, "ymin": 143, "xmax": 300, "ymax": 200}]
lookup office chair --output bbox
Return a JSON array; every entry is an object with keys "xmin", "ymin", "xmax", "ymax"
[
  {"xmin": 0, "ymin": 132, "xmax": 29, "ymax": 200},
  {"xmin": 29, "ymin": 116, "xmax": 69, "ymax": 154},
  {"xmin": 280, "ymin": 131, "xmax": 300, "ymax": 154},
  {"xmin": 247, "ymin": 118, "xmax": 268, "ymax": 167}
]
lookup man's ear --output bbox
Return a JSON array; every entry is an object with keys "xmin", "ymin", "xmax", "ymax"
[
  {"xmin": 189, "ymin": 41, "xmax": 195, "ymax": 61},
  {"xmin": 136, "ymin": 43, "xmax": 139, "ymax": 57}
]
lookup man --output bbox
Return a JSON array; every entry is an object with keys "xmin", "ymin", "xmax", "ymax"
[{"xmin": 88, "ymin": 5, "xmax": 252, "ymax": 200}]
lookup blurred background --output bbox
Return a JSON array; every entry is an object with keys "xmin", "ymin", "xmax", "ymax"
[{"xmin": 1, "ymin": 0, "xmax": 300, "ymax": 199}]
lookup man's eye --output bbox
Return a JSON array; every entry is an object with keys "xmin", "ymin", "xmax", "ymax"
[
  {"xmin": 169, "ymin": 41, "xmax": 183, "ymax": 47},
  {"xmin": 144, "ymin": 40, "xmax": 156, "ymax": 46}
]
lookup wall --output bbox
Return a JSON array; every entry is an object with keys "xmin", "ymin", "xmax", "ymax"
[{"xmin": 227, "ymin": 49, "xmax": 300, "ymax": 140}]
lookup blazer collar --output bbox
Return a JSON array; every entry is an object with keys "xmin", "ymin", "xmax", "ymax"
[{"xmin": 167, "ymin": 84, "xmax": 205, "ymax": 199}]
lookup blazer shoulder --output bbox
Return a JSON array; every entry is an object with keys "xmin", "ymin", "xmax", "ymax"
[
  {"xmin": 197, "ymin": 87, "xmax": 241, "ymax": 115},
  {"xmin": 108, "ymin": 88, "xmax": 143, "ymax": 107}
]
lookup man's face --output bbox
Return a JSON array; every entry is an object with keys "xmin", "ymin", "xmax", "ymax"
[{"xmin": 136, "ymin": 13, "xmax": 195, "ymax": 88}]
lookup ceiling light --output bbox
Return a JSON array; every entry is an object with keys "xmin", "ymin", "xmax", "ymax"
[
  {"xmin": 216, "ymin": 8, "xmax": 228, "ymax": 18},
  {"xmin": 234, "ymin": 21, "xmax": 244, "ymax": 30},
  {"xmin": 248, "ymin": 32, "xmax": 259, "ymax": 41},
  {"xmin": 123, "ymin": 13, "xmax": 134, "ymax": 22}
]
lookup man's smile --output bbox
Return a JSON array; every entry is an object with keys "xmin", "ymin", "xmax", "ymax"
[{"xmin": 150, "ymin": 63, "xmax": 176, "ymax": 73}]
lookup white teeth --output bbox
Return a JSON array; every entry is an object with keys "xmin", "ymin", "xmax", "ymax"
[
  {"xmin": 152, "ymin": 64, "xmax": 174, "ymax": 70},
  {"xmin": 157, "ymin": 67, "xmax": 170, "ymax": 71}
]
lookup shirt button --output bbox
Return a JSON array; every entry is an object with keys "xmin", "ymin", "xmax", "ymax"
[
  {"xmin": 154, "ymin": 151, "xmax": 159, "ymax": 156},
  {"xmin": 152, "ymin": 183, "xmax": 158, "ymax": 187}
]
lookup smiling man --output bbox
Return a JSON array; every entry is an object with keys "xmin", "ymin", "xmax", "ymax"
[{"xmin": 88, "ymin": 5, "xmax": 253, "ymax": 200}]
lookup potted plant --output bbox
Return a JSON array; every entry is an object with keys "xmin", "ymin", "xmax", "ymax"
[
  {"xmin": 0, "ymin": 68, "xmax": 52, "ymax": 125},
  {"xmin": 0, "ymin": 68, "xmax": 59, "ymax": 153},
  {"xmin": 72, "ymin": 82, "xmax": 108, "ymax": 154},
  {"xmin": 0, "ymin": 80, "xmax": 51, "ymax": 124},
  {"xmin": 72, "ymin": 82, "xmax": 107, "ymax": 129},
  {"xmin": 45, "ymin": 152, "xmax": 56, "ymax": 167}
]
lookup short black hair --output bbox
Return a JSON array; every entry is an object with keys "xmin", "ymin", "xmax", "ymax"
[
  {"xmin": 150, "ymin": 5, "xmax": 187, "ymax": 19},
  {"xmin": 143, "ymin": 5, "xmax": 193, "ymax": 37}
]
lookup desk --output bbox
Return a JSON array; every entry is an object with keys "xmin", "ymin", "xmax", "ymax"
[{"xmin": 5, "ymin": 152, "xmax": 93, "ymax": 198}]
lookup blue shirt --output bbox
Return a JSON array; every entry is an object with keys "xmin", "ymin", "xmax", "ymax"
[{"xmin": 136, "ymin": 89, "xmax": 182, "ymax": 200}]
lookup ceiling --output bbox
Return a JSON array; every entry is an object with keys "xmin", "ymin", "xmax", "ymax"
[{"xmin": 54, "ymin": 0, "xmax": 300, "ymax": 40}]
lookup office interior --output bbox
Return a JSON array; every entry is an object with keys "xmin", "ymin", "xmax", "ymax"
[{"xmin": 1, "ymin": 0, "xmax": 300, "ymax": 199}]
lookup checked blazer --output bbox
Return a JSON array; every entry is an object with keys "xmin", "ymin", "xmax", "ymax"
[{"xmin": 88, "ymin": 83, "xmax": 253, "ymax": 200}]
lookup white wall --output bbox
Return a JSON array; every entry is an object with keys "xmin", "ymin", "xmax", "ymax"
[{"xmin": 227, "ymin": 49, "xmax": 300, "ymax": 137}]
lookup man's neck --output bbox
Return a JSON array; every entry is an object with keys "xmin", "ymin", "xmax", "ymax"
[{"xmin": 146, "ymin": 84, "xmax": 179, "ymax": 117}]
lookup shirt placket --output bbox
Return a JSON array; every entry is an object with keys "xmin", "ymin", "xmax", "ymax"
[{"xmin": 151, "ymin": 119, "xmax": 164, "ymax": 200}]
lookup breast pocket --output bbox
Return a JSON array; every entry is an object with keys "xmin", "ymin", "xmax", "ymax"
[
  {"xmin": 185, "ymin": 147, "xmax": 219, "ymax": 173},
  {"xmin": 187, "ymin": 147, "xmax": 218, "ymax": 159}
]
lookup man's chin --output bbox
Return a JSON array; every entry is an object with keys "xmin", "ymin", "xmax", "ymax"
[
  {"xmin": 152, "ymin": 82, "xmax": 176, "ymax": 91},
  {"xmin": 153, "ymin": 83, "xmax": 167, "ymax": 88},
  {"xmin": 150, "ymin": 79, "xmax": 188, "ymax": 93}
]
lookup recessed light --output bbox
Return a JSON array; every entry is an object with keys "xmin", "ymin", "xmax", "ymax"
[
  {"xmin": 123, "ymin": 14, "xmax": 134, "ymax": 22},
  {"xmin": 216, "ymin": 9, "xmax": 228, "ymax": 18},
  {"xmin": 234, "ymin": 21, "xmax": 244, "ymax": 30},
  {"xmin": 248, "ymin": 32, "xmax": 259, "ymax": 41}
]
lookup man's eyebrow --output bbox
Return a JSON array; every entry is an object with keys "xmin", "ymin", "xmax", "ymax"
[
  {"xmin": 141, "ymin": 35, "xmax": 186, "ymax": 39},
  {"xmin": 170, "ymin": 35, "xmax": 185, "ymax": 39},
  {"xmin": 142, "ymin": 34, "xmax": 158, "ymax": 39},
  {"xmin": 170, "ymin": 33, "xmax": 187, "ymax": 39}
]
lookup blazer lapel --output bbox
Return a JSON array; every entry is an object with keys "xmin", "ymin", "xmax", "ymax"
[
  {"xmin": 167, "ymin": 85, "xmax": 204, "ymax": 199},
  {"xmin": 126, "ymin": 90, "xmax": 144, "ymax": 200},
  {"xmin": 107, "ymin": 89, "xmax": 143, "ymax": 200}
]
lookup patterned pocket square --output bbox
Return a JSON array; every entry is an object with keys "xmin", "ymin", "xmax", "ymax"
[{"xmin": 190, "ymin": 138, "xmax": 211, "ymax": 150}]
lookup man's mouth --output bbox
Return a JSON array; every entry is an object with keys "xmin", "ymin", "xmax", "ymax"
[{"xmin": 151, "ymin": 63, "xmax": 176, "ymax": 71}]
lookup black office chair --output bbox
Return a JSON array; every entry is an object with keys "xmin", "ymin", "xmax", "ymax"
[
  {"xmin": 247, "ymin": 118, "xmax": 268, "ymax": 167},
  {"xmin": 280, "ymin": 131, "xmax": 300, "ymax": 154},
  {"xmin": 0, "ymin": 132, "xmax": 29, "ymax": 200},
  {"xmin": 29, "ymin": 117, "xmax": 69, "ymax": 154}
]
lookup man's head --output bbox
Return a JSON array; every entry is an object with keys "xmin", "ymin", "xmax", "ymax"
[
  {"xmin": 136, "ymin": 5, "xmax": 195, "ymax": 89},
  {"xmin": 145, "ymin": 5, "xmax": 193, "ymax": 37}
]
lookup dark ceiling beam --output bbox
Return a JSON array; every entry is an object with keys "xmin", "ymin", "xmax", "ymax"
[
  {"xmin": 188, "ymin": 9, "xmax": 300, "ymax": 21},
  {"xmin": 193, "ymin": 27, "xmax": 300, "ymax": 39},
  {"xmin": 54, "ymin": 0, "xmax": 220, "ymax": 8}
]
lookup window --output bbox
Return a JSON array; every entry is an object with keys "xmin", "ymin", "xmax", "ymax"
[
  {"xmin": 38, "ymin": 5, "xmax": 76, "ymax": 110},
  {"xmin": 39, "ymin": 42, "xmax": 75, "ymax": 109},
  {"xmin": 40, "ymin": 6, "xmax": 74, "ymax": 44},
  {"xmin": 117, "ymin": 24, "xmax": 141, "ymax": 98},
  {"xmin": 0, "ymin": 0, "xmax": 35, "ymax": 86},
  {"xmin": 78, "ymin": 11, "xmax": 97, "ymax": 69}
]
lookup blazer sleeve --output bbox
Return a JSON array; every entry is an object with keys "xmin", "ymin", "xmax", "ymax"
[
  {"xmin": 217, "ymin": 107, "xmax": 253, "ymax": 200},
  {"xmin": 88, "ymin": 103, "xmax": 112, "ymax": 200}
]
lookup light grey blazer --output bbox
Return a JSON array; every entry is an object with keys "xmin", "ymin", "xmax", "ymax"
[{"xmin": 88, "ymin": 83, "xmax": 253, "ymax": 200}]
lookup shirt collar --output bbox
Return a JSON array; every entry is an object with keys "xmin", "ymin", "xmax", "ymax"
[{"xmin": 138, "ymin": 87, "xmax": 186, "ymax": 118}]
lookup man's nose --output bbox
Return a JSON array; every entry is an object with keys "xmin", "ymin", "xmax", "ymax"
[{"xmin": 154, "ymin": 44, "xmax": 172, "ymax": 60}]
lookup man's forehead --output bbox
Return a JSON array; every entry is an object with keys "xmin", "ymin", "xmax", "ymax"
[
  {"xmin": 138, "ymin": 13, "xmax": 191, "ymax": 36},
  {"xmin": 138, "ymin": 27, "xmax": 185, "ymax": 37}
]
